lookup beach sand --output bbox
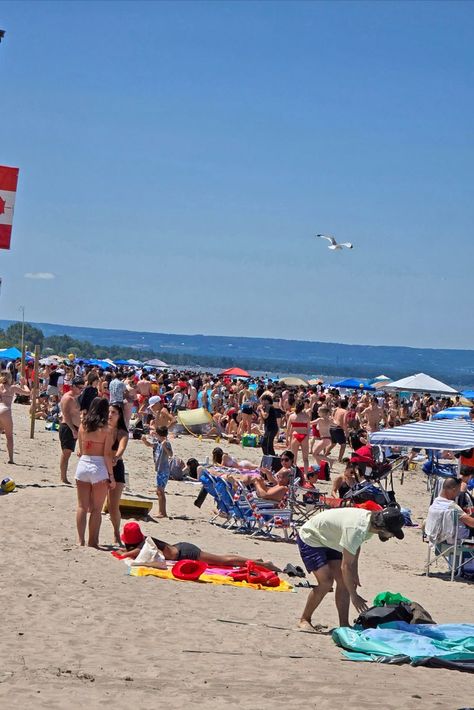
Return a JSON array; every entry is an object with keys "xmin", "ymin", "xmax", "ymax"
[{"xmin": 1, "ymin": 404, "xmax": 472, "ymax": 709}]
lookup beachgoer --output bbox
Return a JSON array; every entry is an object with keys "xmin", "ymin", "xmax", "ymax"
[
  {"xmin": 59, "ymin": 376, "xmax": 84, "ymax": 483},
  {"xmin": 78, "ymin": 371, "xmax": 99, "ymax": 413},
  {"xmin": 327, "ymin": 401, "xmax": 349, "ymax": 463},
  {"xmin": 297, "ymin": 506, "xmax": 405, "ymax": 632},
  {"xmin": 287, "ymin": 400, "xmax": 311, "ymax": 480},
  {"xmin": 0, "ymin": 371, "xmax": 30, "ymax": 464},
  {"xmin": 258, "ymin": 394, "xmax": 279, "ymax": 456},
  {"xmin": 107, "ymin": 403, "xmax": 129, "ymax": 543},
  {"xmin": 331, "ymin": 459, "xmax": 360, "ymax": 498},
  {"xmin": 360, "ymin": 397, "xmax": 384, "ymax": 433},
  {"xmin": 75, "ymin": 397, "xmax": 115, "ymax": 547},
  {"xmin": 118, "ymin": 521, "xmax": 280, "ymax": 571},
  {"xmin": 109, "ymin": 371, "xmax": 126, "ymax": 405},
  {"xmin": 142, "ymin": 425, "xmax": 173, "ymax": 518}
]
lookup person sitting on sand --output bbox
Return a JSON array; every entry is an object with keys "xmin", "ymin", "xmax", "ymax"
[{"xmin": 118, "ymin": 521, "xmax": 280, "ymax": 571}]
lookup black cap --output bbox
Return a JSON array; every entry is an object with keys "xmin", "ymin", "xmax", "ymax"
[{"xmin": 381, "ymin": 506, "xmax": 405, "ymax": 540}]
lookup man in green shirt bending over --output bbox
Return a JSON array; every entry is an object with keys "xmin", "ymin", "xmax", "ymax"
[{"xmin": 297, "ymin": 506, "xmax": 405, "ymax": 632}]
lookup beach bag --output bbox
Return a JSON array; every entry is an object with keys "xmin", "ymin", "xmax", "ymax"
[
  {"xmin": 241, "ymin": 433, "xmax": 258, "ymax": 448},
  {"xmin": 131, "ymin": 537, "xmax": 167, "ymax": 569}
]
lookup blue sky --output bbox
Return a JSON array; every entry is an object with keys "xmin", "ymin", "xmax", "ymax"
[{"xmin": 1, "ymin": 1, "xmax": 473, "ymax": 348}]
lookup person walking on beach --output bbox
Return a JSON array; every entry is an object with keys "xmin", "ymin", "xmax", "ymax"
[
  {"xmin": 0, "ymin": 371, "xmax": 31, "ymax": 464},
  {"xmin": 75, "ymin": 397, "xmax": 115, "ymax": 547},
  {"xmin": 59, "ymin": 376, "xmax": 84, "ymax": 484},
  {"xmin": 297, "ymin": 506, "xmax": 405, "ymax": 632},
  {"xmin": 142, "ymin": 425, "xmax": 173, "ymax": 518},
  {"xmin": 327, "ymin": 401, "xmax": 349, "ymax": 463}
]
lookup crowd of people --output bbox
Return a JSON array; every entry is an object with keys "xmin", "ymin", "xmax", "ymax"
[{"xmin": 2, "ymin": 354, "xmax": 474, "ymax": 630}]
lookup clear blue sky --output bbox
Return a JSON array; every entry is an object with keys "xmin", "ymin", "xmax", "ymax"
[{"xmin": 1, "ymin": 1, "xmax": 473, "ymax": 348}]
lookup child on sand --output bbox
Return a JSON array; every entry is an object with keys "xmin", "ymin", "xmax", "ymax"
[{"xmin": 142, "ymin": 425, "xmax": 172, "ymax": 518}]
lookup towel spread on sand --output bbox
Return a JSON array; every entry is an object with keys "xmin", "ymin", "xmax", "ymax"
[{"xmin": 128, "ymin": 565, "xmax": 293, "ymax": 591}]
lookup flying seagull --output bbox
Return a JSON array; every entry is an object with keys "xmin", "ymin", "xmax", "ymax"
[{"xmin": 316, "ymin": 234, "xmax": 353, "ymax": 250}]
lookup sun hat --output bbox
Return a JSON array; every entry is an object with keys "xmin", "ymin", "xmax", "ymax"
[
  {"xmin": 148, "ymin": 395, "xmax": 162, "ymax": 408},
  {"xmin": 171, "ymin": 559, "xmax": 207, "ymax": 581},
  {"xmin": 120, "ymin": 522, "xmax": 145, "ymax": 546}
]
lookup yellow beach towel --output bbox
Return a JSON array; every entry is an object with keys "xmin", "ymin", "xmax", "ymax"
[{"xmin": 129, "ymin": 566, "xmax": 293, "ymax": 592}]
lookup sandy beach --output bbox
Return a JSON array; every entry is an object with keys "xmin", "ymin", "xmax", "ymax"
[{"xmin": 1, "ymin": 403, "xmax": 472, "ymax": 709}]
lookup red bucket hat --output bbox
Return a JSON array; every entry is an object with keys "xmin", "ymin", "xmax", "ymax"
[
  {"xmin": 171, "ymin": 559, "xmax": 207, "ymax": 581},
  {"xmin": 121, "ymin": 522, "xmax": 145, "ymax": 546}
]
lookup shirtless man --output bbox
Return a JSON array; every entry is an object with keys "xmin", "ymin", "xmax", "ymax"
[
  {"xmin": 148, "ymin": 397, "xmax": 176, "ymax": 431},
  {"xmin": 136, "ymin": 373, "xmax": 152, "ymax": 416},
  {"xmin": 311, "ymin": 406, "xmax": 335, "ymax": 462},
  {"xmin": 59, "ymin": 376, "xmax": 84, "ymax": 484},
  {"xmin": 327, "ymin": 401, "xmax": 349, "ymax": 462},
  {"xmin": 361, "ymin": 397, "xmax": 384, "ymax": 433}
]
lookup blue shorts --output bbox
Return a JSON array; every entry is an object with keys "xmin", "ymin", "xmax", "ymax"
[
  {"xmin": 297, "ymin": 534, "xmax": 342, "ymax": 573},
  {"xmin": 156, "ymin": 470, "xmax": 170, "ymax": 489}
]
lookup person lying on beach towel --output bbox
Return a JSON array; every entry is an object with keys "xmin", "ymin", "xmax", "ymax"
[{"xmin": 118, "ymin": 522, "xmax": 281, "ymax": 571}]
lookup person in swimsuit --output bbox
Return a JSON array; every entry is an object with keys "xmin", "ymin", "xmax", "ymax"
[
  {"xmin": 107, "ymin": 403, "xmax": 129, "ymax": 543},
  {"xmin": 287, "ymin": 400, "xmax": 311, "ymax": 480},
  {"xmin": 258, "ymin": 394, "xmax": 280, "ymax": 456},
  {"xmin": 118, "ymin": 521, "xmax": 280, "ymax": 571},
  {"xmin": 331, "ymin": 460, "xmax": 361, "ymax": 499},
  {"xmin": 311, "ymin": 406, "xmax": 335, "ymax": 463},
  {"xmin": 0, "ymin": 371, "xmax": 30, "ymax": 464},
  {"xmin": 75, "ymin": 397, "xmax": 115, "ymax": 547}
]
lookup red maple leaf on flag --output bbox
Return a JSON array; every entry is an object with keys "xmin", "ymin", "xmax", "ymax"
[{"xmin": 0, "ymin": 196, "xmax": 5, "ymax": 215}]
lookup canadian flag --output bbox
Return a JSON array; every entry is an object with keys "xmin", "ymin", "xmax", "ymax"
[{"xmin": 0, "ymin": 165, "xmax": 20, "ymax": 250}]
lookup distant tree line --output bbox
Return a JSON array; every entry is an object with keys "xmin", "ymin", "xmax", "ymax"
[{"xmin": 0, "ymin": 322, "xmax": 469, "ymax": 385}]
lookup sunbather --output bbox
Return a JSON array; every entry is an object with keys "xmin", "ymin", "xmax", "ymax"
[{"xmin": 118, "ymin": 521, "xmax": 280, "ymax": 571}]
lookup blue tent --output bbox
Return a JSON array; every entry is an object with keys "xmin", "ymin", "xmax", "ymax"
[
  {"xmin": 0, "ymin": 347, "xmax": 22, "ymax": 360},
  {"xmin": 433, "ymin": 406, "xmax": 471, "ymax": 421},
  {"xmin": 88, "ymin": 359, "xmax": 115, "ymax": 369},
  {"xmin": 331, "ymin": 378, "xmax": 375, "ymax": 391},
  {"xmin": 114, "ymin": 359, "xmax": 130, "ymax": 366},
  {"xmin": 462, "ymin": 390, "xmax": 474, "ymax": 401}
]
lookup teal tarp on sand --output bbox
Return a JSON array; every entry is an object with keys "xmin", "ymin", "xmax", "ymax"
[{"xmin": 333, "ymin": 623, "xmax": 474, "ymax": 671}]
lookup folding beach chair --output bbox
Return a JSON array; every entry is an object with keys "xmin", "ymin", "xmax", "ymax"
[{"xmin": 425, "ymin": 507, "xmax": 474, "ymax": 581}]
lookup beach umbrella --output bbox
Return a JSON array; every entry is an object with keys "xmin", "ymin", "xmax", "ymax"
[
  {"xmin": 279, "ymin": 376, "xmax": 308, "ymax": 387},
  {"xmin": 219, "ymin": 367, "xmax": 250, "ymax": 378},
  {"xmin": 384, "ymin": 373, "xmax": 458, "ymax": 395},
  {"xmin": 144, "ymin": 358, "xmax": 169, "ymax": 368},
  {"xmin": 308, "ymin": 378, "xmax": 324, "ymax": 386},
  {"xmin": 461, "ymin": 390, "xmax": 474, "ymax": 402},
  {"xmin": 0, "ymin": 346, "xmax": 22, "ymax": 360},
  {"xmin": 370, "ymin": 419, "xmax": 474, "ymax": 450},
  {"xmin": 432, "ymin": 407, "xmax": 471, "ymax": 421}
]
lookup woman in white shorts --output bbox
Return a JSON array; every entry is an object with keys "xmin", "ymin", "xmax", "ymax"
[{"xmin": 75, "ymin": 397, "xmax": 115, "ymax": 547}]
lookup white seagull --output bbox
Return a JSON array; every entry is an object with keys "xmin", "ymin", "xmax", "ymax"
[{"xmin": 316, "ymin": 234, "xmax": 353, "ymax": 250}]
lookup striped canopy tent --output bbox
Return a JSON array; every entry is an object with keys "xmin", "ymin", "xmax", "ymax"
[
  {"xmin": 432, "ymin": 407, "xmax": 471, "ymax": 421},
  {"xmin": 383, "ymin": 372, "xmax": 458, "ymax": 395},
  {"xmin": 370, "ymin": 419, "xmax": 474, "ymax": 451}
]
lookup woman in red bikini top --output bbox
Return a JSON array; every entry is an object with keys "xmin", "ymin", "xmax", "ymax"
[{"xmin": 287, "ymin": 399, "xmax": 311, "ymax": 483}]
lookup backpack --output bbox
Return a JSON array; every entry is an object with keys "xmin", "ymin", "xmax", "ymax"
[{"xmin": 354, "ymin": 603, "xmax": 413, "ymax": 629}]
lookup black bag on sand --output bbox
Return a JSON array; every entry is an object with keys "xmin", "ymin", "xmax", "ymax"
[
  {"xmin": 355, "ymin": 601, "xmax": 436, "ymax": 628},
  {"xmin": 355, "ymin": 603, "xmax": 413, "ymax": 629}
]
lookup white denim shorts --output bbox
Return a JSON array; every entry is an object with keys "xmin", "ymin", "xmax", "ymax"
[{"xmin": 75, "ymin": 455, "xmax": 109, "ymax": 485}]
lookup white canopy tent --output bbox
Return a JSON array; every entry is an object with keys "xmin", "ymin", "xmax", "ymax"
[
  {"xmin": 383, "ymin": 372, "xmax": 458, "ymax": 395},
  {"xmin": 370, "ymin": 419, "xmax": 474, "ymax": 451}
]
